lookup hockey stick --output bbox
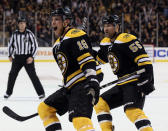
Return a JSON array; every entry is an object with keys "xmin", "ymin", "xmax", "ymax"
[
  {"xmin": 59, "ymin": 69, "xmax": 145, "ymax": 89},
  {"xmin": 81, "ymin": 0, "xmax": 91, "ymax": 32},
  {"xmin": 2, "ymin": 69, "xmax": 145, "ymax": 122},
  {"xmin": 81, "ymin": 16, "xmax": 88, "ymax": 31},
  {"xmin": 3, "ymin": 106, "xmax": 38, "ymax": 122},
  {"xmin": 100, "ymin": 68, "xmax": 145, "ymax": 89}
]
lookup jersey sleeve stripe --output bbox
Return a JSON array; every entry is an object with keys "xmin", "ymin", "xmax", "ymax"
[
  {"xmin": 137, "ymin": 57, "xmax": 151, "ymax": 63},
  {"xmin": 80, "ymin": 59, "xmax": 95, "ymax": 69},
  {"xmin": 67, "ymin": 69, "xmax": 82, "ymax": 82},
  {"xmin": 77, "ymin": 52, "xmax": 91, "ymax": 61},
  {"xmin": 78, "ymin": 56, "xmax": 94, "ymax": 65},
  {"xmin": 67, "ymin": 66, "xmax": 102, "ymax": 83},
  {"xmin": 66, "ymin": 76, "xmax": 86, "ymax": 89},
  {"xmin": 96, "ymin": 69, "xmax": 102, "ymax": 75},
  {"xmin": 138, "ymin": 61, "xmax": 152, "ymax": 66},
  {"xmin": 66, "ymin": 67, "xmax": 102, "ymax": 89},
  {"xmin": 134, "ymin": 54, "xmax": 149, "ymax": 63},
  {"xmin": 66, "ymin": 72, "xmax": 85, "ymax": 87}
]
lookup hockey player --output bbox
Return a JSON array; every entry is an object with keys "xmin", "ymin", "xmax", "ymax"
[
  {"xmin": 94, "ymin": 15, "xmax": 155, "ymax": 131},
  {"xmin": 38, "ymin": 7, "xmax": 103, "ymax": 131}
]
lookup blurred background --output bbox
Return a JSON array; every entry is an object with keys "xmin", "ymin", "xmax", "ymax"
[{"xmin": 0, "ymin": 0, "xmax": 168, "ymax": 47}]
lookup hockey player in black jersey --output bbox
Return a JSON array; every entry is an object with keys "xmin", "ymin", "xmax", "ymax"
[
  {"xmin": 37, "ymin": 7, "xmax": 103, "ymax": 131},
  {"xmin": 94, "ymin": 15, "xmax": 155, "ymax": 131}
]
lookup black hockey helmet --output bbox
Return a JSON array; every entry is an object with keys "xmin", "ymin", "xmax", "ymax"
[
  {"xmin": 51, "ymin": 7, "xmax": 72, "ymax": 20},
  {"xmin": 102, "ymin": 15, "xmax": 120, "ymax": 25},
  {"xmin": 18, "ymin": 17, "xmax": 27, "ymax": 23}
]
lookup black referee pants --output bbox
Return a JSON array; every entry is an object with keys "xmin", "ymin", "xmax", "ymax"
[{"xmin": 6, "ymin": 55, "xmax": 45, "ymax": 96}]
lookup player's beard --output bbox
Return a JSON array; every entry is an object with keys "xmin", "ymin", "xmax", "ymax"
[{"xmin": 105, "ymin": 30, "xmax": 116, "ymax": 39}]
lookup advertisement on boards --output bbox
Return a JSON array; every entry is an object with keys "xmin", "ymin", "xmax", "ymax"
[{"xmin": 0, "ymin": 47, "xmax": 168, "ymax": 62}]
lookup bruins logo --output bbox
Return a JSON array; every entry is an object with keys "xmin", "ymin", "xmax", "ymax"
[
  {"xmin": 108, "ymin": 52, "xmax": 119, "ymax": 73},
  {"xmin": 56, "ymin": 52, "xmax": 68, "ymax": 75},
  {"xmin": 123, "ymin": 34, "xmax": 130, "ymax": 39},
  {"xmin": 71, "ymin": 29, "xmax": 80, "ymax": 34}
]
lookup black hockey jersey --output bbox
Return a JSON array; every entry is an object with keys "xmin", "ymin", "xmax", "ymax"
[
  {"xmin": 96, "ymin": 37, "xmax": 111, "ymax": 64},
  {"xmin": 98, "ymin": 33, "xmax": 152, "ymax": 85},
  {"xmin": 53, "ymin": 28, "xmax": 102, "ymax": 89}
]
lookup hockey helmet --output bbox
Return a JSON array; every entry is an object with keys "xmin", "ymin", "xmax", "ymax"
[
  {"xmin": 51, "ymin": 7, "xmax": 72, "ymax": 20},
  {"xmin": 102, "ymin": 15, "xmax": 120, "ymax": 25}
]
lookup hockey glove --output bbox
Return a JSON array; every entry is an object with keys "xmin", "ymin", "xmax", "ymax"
[
  {"xmin": 84, "ymin": 76, "xmax": 100, "ymax": 105},
  {"xmin": 137, "ymin": 66, "xmax": 155, "ymax": 95},
  {"xmin": 84, "ymin": 69, "xmax": 100, "ymax": 105}
]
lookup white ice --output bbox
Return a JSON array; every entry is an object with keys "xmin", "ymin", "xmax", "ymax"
[{"xmin": 0, "ymin": 62, "xmax": 167, "ymax": 131}]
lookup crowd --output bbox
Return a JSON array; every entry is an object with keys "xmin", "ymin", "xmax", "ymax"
[{"xmin": 0, "ymin": 0, "xmax": 168, "ymax": 47}]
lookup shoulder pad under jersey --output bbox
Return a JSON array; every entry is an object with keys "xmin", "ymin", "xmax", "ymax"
[
  {"xmin": 114, "ymin": 33, "xmax": 137, "ymax": 44},
  {"xmin": 100, "ymin": 37, "xmax": 111, "ymax": 46},
  {"xmin": 63, "ymin": 29, "xmax": 86, "ymax": 40}
]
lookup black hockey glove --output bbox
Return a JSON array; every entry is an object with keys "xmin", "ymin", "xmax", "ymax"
[
  {"xmin": 137, "ymin": 66, "xmax": 155, "ymax": 95},
  {"xmin": 84, "ymin": 75, "xmax": 100, "ymax": 105}
]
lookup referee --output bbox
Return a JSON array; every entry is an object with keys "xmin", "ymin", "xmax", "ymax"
[{"xmin": 4, "ymin": 17, "xmax": 45, "ymax": 99}]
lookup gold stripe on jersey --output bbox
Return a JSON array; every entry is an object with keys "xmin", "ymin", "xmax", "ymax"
[
  {"xmin": 67, "ymin": 66, "xmax": 101, "ymax": 83},
  {"xmin": 134, "ymin": 54, "xmax": 152, "ymax": 66},
  {"xmin": 65, "ymin": 68, "xmax": 102, "ymax": 89},
  {"xmin": 134, "ymin": 54, "xmax": 149, "ymax": 63},
  {"xmin": 77, "ymin": 52, "xmax": 91, "ymax": 61},
  {"xmin": 114, "ymin": 33, "xmax": 137, "ymax": 44},
  {"xmin": 78, "ymin": 56, "xmax": 94, "ymax": 65},
  {"xmin": 96, "ymin": 56, "xmax": 106, "ymax": 64},
  {"xmin": 96, "ymin": 68, "xmax": 102, "ymax": 75},
  {"xmin": 77, "ymin": 52, "xmax": 95, "ymax": 69},
  {"xmin": 100, "ymin": 37, "xmax": 111, "ymax": 46},
  {"xmin": 138, "ymin": 61, "xmax": 152, "ymax": 66},
  {"xmin": 66, "ymin": 71, "xmax": 85, "ymax": 88},
  {"xmin": 80, "ymin": 59, "xmax": 95, "ymax": 69},
  {"xmin": 67, "ymin": 69, "xmax": 82, "ymax": 82},
  {"xmin": 67, "ymin": 76, "xmax": 86, "ymax": 89},
  {"xmin": 64, "ymin": 29, "xmax": 86, "ymax": 39}
]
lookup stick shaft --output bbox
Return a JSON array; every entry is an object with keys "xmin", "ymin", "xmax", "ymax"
[{"xmin": 100, "ymin": 68, "xmax": 145, "ymax": 89}]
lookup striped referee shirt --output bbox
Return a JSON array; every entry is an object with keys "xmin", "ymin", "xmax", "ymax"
[{"xmin": 8, "ymin": 29, "xmax": 38, "ymax": 57}]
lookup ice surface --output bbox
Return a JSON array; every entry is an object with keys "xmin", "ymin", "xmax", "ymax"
[{"xmin": 0, "ymin": 62, "xmax": 167, "ymax": 131}]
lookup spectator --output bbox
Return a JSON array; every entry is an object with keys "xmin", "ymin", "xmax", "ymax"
[{"xmin": 0, "ymin": 0, "xmax": 168, "ymax": 47}]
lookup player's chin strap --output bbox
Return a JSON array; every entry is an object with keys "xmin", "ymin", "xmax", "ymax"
[
  {"xmin": 110, "ymin": 32, "xmax": 119, "ymax": 42},
  {"xmin": 60, "ymin": 26, "xmax": 71, "ymax": 41}
]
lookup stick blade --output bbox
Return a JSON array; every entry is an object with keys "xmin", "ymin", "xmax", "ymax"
[{"xmin": 3, "ymin": 106, "xmax": 26, "ymax": 122}]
